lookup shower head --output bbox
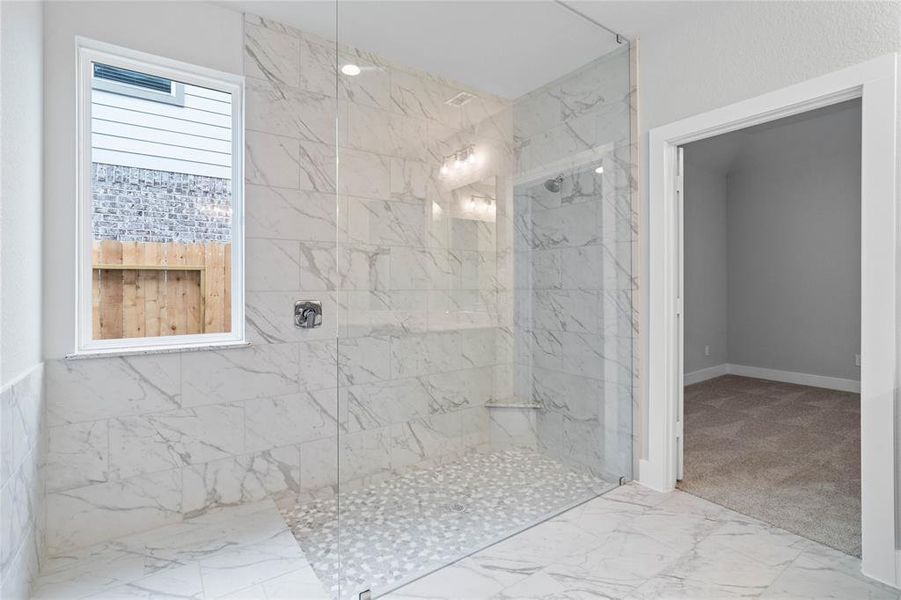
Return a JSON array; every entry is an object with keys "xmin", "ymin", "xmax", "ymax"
[{"xmin": 544, "ymin": 174, "xmax": 564, "ymax": 193}]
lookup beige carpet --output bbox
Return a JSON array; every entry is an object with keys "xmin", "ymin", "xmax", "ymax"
[{"xmin": 678, "ymin": 374, "xmax": 861, "ymax": 556}]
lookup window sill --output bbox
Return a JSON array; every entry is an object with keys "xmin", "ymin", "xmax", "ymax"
[{"xmin": 66, "ymin": 340, "xmax": 251, "ymax": 360}]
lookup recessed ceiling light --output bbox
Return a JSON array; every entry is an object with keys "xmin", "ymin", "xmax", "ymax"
[{"xmin": 341, "ymin": 64, "xmax": 361, "ymax": 77}]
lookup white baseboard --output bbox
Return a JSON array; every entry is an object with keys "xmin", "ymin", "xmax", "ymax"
[
  {"xmin": 684, "ymin": 363, "xmax": 860, "ymax": 393},
  {"xmin": 683, "ymin": 364, "xmax": 730, "ymax": 385},
  {"xmin": 728, "ymin": 364, "xmax": 860, "ymax": 393}
]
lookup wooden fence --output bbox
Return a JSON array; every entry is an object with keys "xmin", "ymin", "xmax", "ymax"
[{"xmin": 92, "ymin": 240, "xmax": 231, "ymax": 340}]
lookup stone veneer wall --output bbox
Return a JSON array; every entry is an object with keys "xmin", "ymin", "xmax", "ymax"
[
  {"xmin": 512, "ymin": 47, "xmax": 637, "ymax": 481},
  {"xmin": 43, "ymin": 13, "xmax": 516, "ymax": 554},
  {"xmin": 0, "ymin": 365, "xmax": 46, "ymax": 598},
  {"xmin": 92, "ymin": 163, "xmax": 232, "ymax": 243}
]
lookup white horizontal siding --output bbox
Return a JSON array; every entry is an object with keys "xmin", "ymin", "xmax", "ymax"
[
  {"xmin": 93, "ymin": 149, "xmax": 231, "ymax": 179},
  {"xmin": 185, "ymin": 85, "xmax": 231, "ymax": 103},
  {"xmin": 91, "ymin": 120, "xmax": 231, "ymax": 153},
  {"xmin": 92, "ymin": 133, "xmax": 229, "ymax": 166},
  {"xmin": 91, "ymin": 83, "xmax": 233, "ymax": 179},
  {"xmin": 93, "ymin": 91, "xmax": 230, "ymax": 126},
  {"xmin": 92, "ymin": 105, "xmax": 231, "ymax": 141}
]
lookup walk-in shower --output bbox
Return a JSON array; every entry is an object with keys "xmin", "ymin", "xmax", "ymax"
[
  {"xmin": 25, "ymin": 2, "xmax": 635, "ymax": 598},
  {"xmin": 261, "ymin": 3, "xmax": 635, "ymax": 598}
]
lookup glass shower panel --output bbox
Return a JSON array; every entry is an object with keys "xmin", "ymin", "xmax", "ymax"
[
  {"xmin": 513, "ymin": 45, "xmax": 635, "ymax": 485},
  {"xmin": 328, "ymin": 4, "xmax": 634, "ymax": 598},
  {"xmin": 332, "ymin": 43, "xmax": 518, "ymax": 599},
  {"xmin": 517, "ymin": 165, "xmax": 634, "ymax": 482},
  {"xmin": 252, "ymin": 5, "xmax": 342, "ymax": 600}
]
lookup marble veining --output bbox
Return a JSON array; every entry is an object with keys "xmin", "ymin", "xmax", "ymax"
[
  {"xmin": 46, "ymin": 356, "xmax": 180, "ymax": 426},
  {"xmin": 387, "ymin": 484, "xmax": 901, "ymax": 600},
  {"xmin": 38, "ymin": 9, "xmax": 635, "ymax": 570},
  {"xmin": 31, "ymin": 499, "xmax": 329, "ymax": 600},
  {"xmin": 31, "ymin": 482, "xmax": 898, "ymax": 600},
  {"xmin": 1, "ymin": 364, "xmax": 45, "ymax": 600},
  {"xmin": 513, "ymin": 50, "xmax": 637, "ymax": 481}
]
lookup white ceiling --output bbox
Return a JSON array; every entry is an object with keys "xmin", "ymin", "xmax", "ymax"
[
  {"xmin": 216, "ymin": 0, "xmax": 684, "ymax": 98},
  {"xmin": 683, "ymin": 99, "xmax": 862, "ymax": 175},
  {"xmin": 570, "ymin": 1, "xmax": 695, "ymax": 38}
]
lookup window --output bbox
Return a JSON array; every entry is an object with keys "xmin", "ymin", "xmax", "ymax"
[{"xmin": 76, "ymin": 39, "xmax": 244, "ymax": 354}]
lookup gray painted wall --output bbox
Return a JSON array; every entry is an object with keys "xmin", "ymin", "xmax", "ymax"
[
  {"xmin": 635, "ymin": 0, "xmax": 900, "ymax": 463},
  {"xmin": 682, "ymin": 161, "xmax": 727, "ymax": 374},
  {"xmin": 0, "ymin": 3, "xmax": 46, "ymax": 597},
  {"xmin": 683, "ymin": 100, "xmax": 861, "ymax": 382},
  {"xmin": 2, "ymin": 0, "xmax": 43, "ymax": 384},
  {"xmin": 726, "ymin": 105, "xmax": 861, "ymax": 381}
]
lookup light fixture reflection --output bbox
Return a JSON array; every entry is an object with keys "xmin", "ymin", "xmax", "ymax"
[
  {"xmin": 466, "ymin": 194, "xmax": 495, "ymax": 219},
  {"xmin": 341, "ymin": 64, "xmax": 361, "ymax": 76},
  {"xmin": 595, "ymin": 164, "xmax": 604, "ymax": 174},
  {"xmin": 440, "ymin": 145, "xmax": 478, "ymax": 176}
]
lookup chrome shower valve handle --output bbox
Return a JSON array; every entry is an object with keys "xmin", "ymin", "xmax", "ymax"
[{"xmin": 294, "ymin": 300, "xmax": 323, "ymax": 328}]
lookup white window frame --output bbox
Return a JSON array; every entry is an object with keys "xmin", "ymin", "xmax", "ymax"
[{"xmin": 74, "ymin": 38, "xmax": 246, "ymax": 356}]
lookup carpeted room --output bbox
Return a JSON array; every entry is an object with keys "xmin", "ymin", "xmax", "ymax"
[{"xmin": 679, "ymin": 99, "xmax": 862, "ymax": 556}]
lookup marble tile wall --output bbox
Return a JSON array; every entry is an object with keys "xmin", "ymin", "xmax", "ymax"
[
  {"xmin": 42, "ymin": 13, "xmax": 637, "ymax": 556},
  {"xmin": 1, "ymin": 364, "xmax": 46, "ymax": 599},
  {"xmin": 512, "ymin": 46, "xmax": 637, "ymax": 481},
  {"xmin": 42, "ymin": 13, "xmax": 516, "ymax": 554},
  {"xmin": 319, "ymin": 18, "xmax": 516, "ymax": 485}
]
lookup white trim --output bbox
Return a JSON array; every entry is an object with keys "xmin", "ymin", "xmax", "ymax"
[
  {"xmin": 683, "ymin": 364, "xmax": 730, "ymax": 386},
  {"xmin": 65, "ymin": 341, "xmax": 251, "ymax": 360},
  {"xmin": 0, "ymin": 362, "xmax": 44, "ymax": 395},
  {"xmin": 644, "ymin": 54, "xmax": 898, "ymax": 587},
  {"xmin": 727, "ymin": 364, "xmax": 860, "ymax": 394},
  {"xmin": 683, "ymin": 363, "xmax": 860, "ymax": 393},
  {"xmin": 74, "ymin": 38, "xmax": 246, "ymax": 355}
]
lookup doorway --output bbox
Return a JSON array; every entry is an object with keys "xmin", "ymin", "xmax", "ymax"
[
  {"xmin": 644, "ymin": 54, "xmax": 898, "ymax": 586},
  {"xmin": 677, "ymin": 99, "xmax": 862, "ymax": 555}
]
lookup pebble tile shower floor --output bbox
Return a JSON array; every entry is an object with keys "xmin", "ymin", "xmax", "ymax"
[{"xmin": 276, "ymin": 448, "xmax": 615, "ymax": 598}]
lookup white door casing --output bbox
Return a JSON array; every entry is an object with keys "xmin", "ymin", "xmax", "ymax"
[
  {"xmin": 675, "ymin": 146, "xmax": 685, "ymax": 482},
  {"xmin": 642, "ymin": 54, "xmax": 898, "ymax": 587}
]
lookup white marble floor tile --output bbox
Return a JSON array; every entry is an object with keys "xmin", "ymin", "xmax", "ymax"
[
  {"xmin": 31, "ymin": 542, "xmax": 148, "ymax": 599},
  {"xmin": 389, "ymin": 485, "xmax": 900, "ymax": 600},
  {"xmin": 492, "ymin": 566, "xmax": 633, "ymax": 600},
  {"xmin": 218, "ymin": 565, "xmax": 331, "ymax": 600},
  {"xmin": 759, "ymin": 551, "xmax": 899, "ymax": 600},
  {"xmin": 31, "ymin": 482, "xmax": 900, "ymax": 600},
  {"xmin": 86, "ymin": 564, "xmax": 204, "ymax": 599},
  {"xmin": 386, "ymin": 558, "xmax": 512, "ymax": 600},
  {"xmin": 197, "ymin": 529, "xmax": 307, "ymax": 598},
  {"xmin": 31, "ymin": 499, "xmax": 314, "ymax": 600}
]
